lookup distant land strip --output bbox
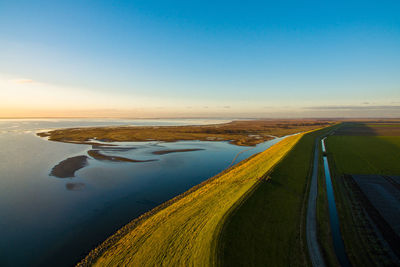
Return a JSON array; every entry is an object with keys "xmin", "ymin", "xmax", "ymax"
[{"xmin": 37, "ymin": 119, "xmax": 333, "ymax": 146}]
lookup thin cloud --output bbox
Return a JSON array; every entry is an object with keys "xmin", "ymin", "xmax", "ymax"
[
  {"xmin": 304, "ymin": 105, "xmax": 400, "ymax": 111},
  {"xmin": 9, "ymin": 79, "xmax": 36, "ymax": 84}
]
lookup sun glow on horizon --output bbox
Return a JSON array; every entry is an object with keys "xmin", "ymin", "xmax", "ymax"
[{"xmin": 1, "ymin": 72, "xmax": 400, "ymax": 119}]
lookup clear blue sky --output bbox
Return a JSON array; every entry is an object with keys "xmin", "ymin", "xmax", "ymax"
[{"xmin": 1, "ymin": 0, "xmax": 399, "ymax": 117}]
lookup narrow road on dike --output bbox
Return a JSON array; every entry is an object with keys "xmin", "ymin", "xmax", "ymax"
[{"xmin": 306, "ymin": 137, "xmax": 326, "ymax": 267}]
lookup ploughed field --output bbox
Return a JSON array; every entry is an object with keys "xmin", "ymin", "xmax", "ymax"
[
  {"xmin": 37, "ymin": 119, "xmax": 332, "ymax": 146},
  {"xmin": 326, "ymin": 122, "xmax": 400, "ymax": 266},
  {"xmin": 352, "ymin": 175, "xmax": 400, "ymax": 237}
]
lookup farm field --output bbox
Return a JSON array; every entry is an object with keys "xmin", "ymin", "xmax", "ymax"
[
  {"xmin": 327, "ymin": 135, "xmax": 400, "ymax": 175},
  {"xmin": 352, "ymin": 175, "xmax": 400, "ymax": 237},
  {"xmin": 77, "ymin": 132, "xmax": 304, "ymax": 266},
  {"xmin": 325, "ymin": 122, "xmax": 400, "ymax": 266},
  {"xmin": 333, "ymin": 122, "xmax": 400, "ymax": 137}
]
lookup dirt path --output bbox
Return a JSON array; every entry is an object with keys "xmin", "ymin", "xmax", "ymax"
[
  {"xmin": 306, "ymin": 137, "xmax": 326, "ymax": 267},
  {"xmin": 227, "ymin": 147, "xmax": 254, "ymax": 168}
]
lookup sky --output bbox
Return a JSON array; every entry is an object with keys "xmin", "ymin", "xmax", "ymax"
[{"xmin": 1, "ymin": 0, "xmax": 399, "ymax": 118}]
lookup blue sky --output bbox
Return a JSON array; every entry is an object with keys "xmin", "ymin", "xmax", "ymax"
[{"xmin": 1, "ymin": 0, "xmax": 399, "ymax": 117}]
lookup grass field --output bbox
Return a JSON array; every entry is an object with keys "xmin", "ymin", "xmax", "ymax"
[
  {"xmin": 216, "ymin": 127, "xmax": 334, "ymax": 266},
  {"xmin": 78, "ymin": 132, "xmax": 305, "ymax": 266},
  {"xmin": 327, "ymin": 136, "xmax": 400, "ymax": 175},
  {"xmin": 325, "ymin": 123, "xmax": 400, "ymax": 266},
  {"xmin": 334, "ymin": 122, "xmax": 400, "ymax": 137}
]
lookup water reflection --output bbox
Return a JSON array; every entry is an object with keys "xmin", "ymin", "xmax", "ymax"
[
  {"xmin": 0, "ymin": 119, "xmax": 280, "ymax": 267},
  {"xmin": 323, "ymin": 156, "xmax": 351, "ymax": 267},
  {"xmin": 66, "ymin": 182, "xmax": 86, "ymax": 191}
]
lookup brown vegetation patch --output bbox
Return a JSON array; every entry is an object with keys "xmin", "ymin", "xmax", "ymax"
[
  {"xmin": 87, "ymin": 150, "xmax": 157, "ymax": 163},
  {"xmin": 152, "ymin": 148, "xmax": 204, "ymax": 155},
  {"xmin": 91, "ymin": 145, "xmax": 137, "ymax": 151},
  {"xmin": 50, "ymin": 155, "xmax": 88, "ymax": 178}
]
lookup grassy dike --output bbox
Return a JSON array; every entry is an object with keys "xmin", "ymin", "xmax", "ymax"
[
  {"xmin": 77, "ymin": 133, "xmax": 304, "ymax": 266},
  {"xmin": 217, "ymin": 127, "xmax": 332, "ymax": 266}
]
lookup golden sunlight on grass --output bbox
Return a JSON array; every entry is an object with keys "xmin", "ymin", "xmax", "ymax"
[{"xmin": 78, "ymin": 133, "xmax": 304, "ymax": 266}]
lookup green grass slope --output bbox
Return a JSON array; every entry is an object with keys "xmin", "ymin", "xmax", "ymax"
[
  {"xmin": 78, "ymin": 133, "xmax": 304, "ymax": 266},
  {"xmin": 217, "ymin": 128, "xmax": 331, "ymax": 266}
]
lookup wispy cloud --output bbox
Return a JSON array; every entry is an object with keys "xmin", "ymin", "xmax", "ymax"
[
  {"xmin": 9, "ymin": 79, "xmax": 36, "ymax": 84},
  {"xmin": 304, "ymin": 105, "xmax": 400, "ymax": 111}
]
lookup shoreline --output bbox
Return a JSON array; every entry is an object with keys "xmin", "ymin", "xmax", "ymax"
[{"xmin": 76, "ymin": 133, "xmax": 304, "ymax": 266}]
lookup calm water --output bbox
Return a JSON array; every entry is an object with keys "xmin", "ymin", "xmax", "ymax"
[
  {"xmin": 323, "ymin": 155, "xmax": 351, "ymax": 267},
  {"xmin": 0, "ymin": 119, "xmax": 283, "ymax": 267}
]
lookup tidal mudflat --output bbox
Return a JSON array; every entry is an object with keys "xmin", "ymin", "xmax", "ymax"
[{"xmin": 50, "ymin": 155, "xmax": 89, "ymax": 178}]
